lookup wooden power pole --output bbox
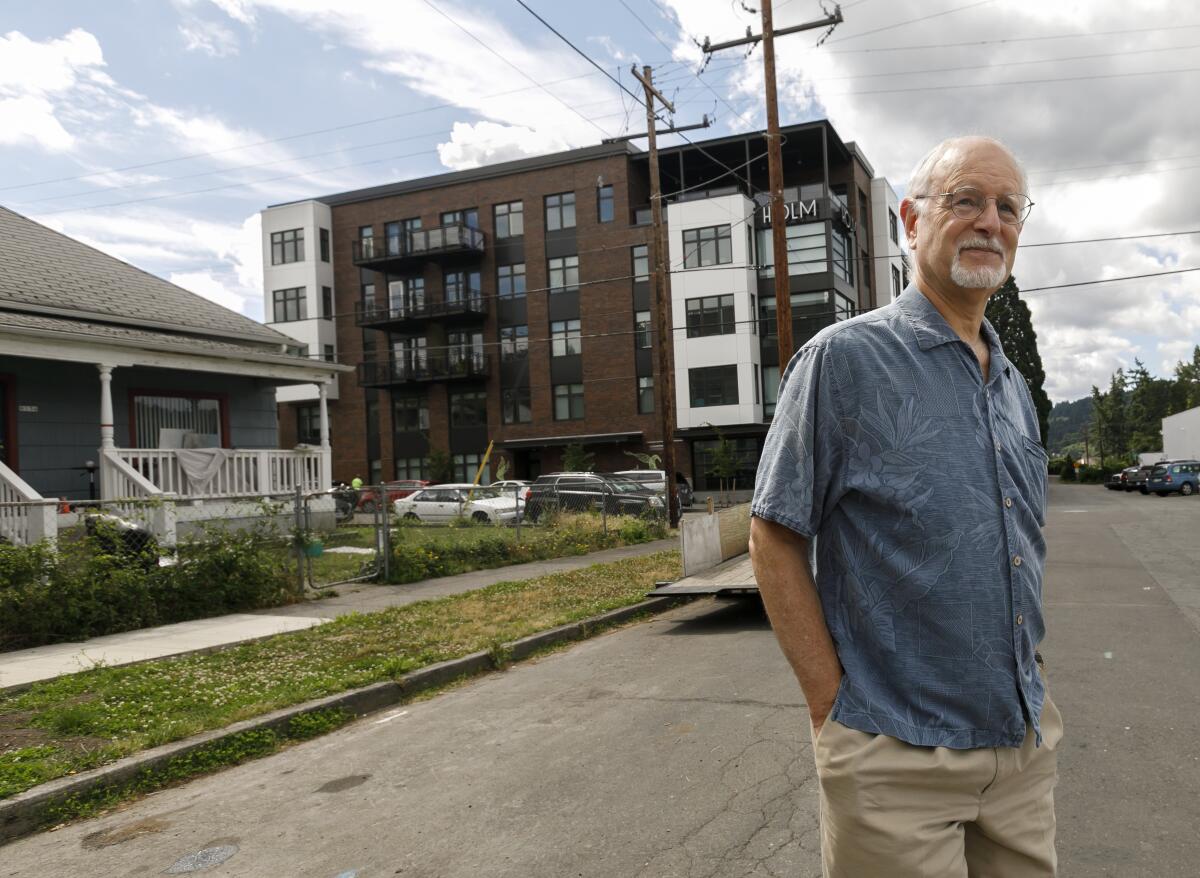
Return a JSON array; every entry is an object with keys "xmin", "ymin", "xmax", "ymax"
[
  {"xmin": 631, "ymin": 64, "xmax": 680, "ymax": 528},
  {"xmin": 703, "ymin": 1, "xmax": 843, "ymax": 367}
]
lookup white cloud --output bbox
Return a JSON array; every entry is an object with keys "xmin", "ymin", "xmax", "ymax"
[
  {"xmin": 179, "ymin": 19, "xmax": 240, "ymax": 56},
  {"xmin": 436, "ymin": 121, "xmax": 570, "ymax": 171},
  {"xmin": 0, "ymin": 29, "xmax": 107, "ymax": 151},
  {"xmin": 207, "ymin": 0, "xmax": 640, "ymax": 160},
  {"xmin": 169, "ymin": 270, "xmax": 248, "ymax": 313}
]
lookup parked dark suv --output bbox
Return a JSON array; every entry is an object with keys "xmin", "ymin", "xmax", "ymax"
[
  {"xmin": 1146, "ymin": 460, "xmax": 1200, "ymax": 496},
  {"xmin": 522, "ymin": 472, "xmax": 666, "ymax": 522}
]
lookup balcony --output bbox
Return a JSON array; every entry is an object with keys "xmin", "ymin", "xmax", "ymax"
[
  {"xmin": 352, "ymin": 222, "xmax": 485, "ymax": 269},
  {"xmin": 355, "ymin": 296, "xmax": 488, "ymax": 329},
  {"xmin": 357, "ymin": 352, "xmax": 491, "ymax": 387}
]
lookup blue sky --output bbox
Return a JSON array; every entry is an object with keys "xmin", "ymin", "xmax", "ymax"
[{"xmin": 2, "ymin": 0, "xmax": 1198, "ymax": 403}]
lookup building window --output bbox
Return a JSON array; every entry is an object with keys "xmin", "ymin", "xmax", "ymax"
[
  {"xmin": 441, "ymin": 208, "xmax": 479, "ymax": 228},
  {"xmin": 361, "ymin": 280, "xmax": 376, "ymax": 311},
  {"xmin": 388, "ymin": 276, "xmax": 425, "ymax": 316},
  {"xmin": 370, "ymin": 459, "xmax": 383, "ymax": 486},
  {"xmin": 693, "ymin": 436, "xmax": 758, "ymax": 492},
  {"xmin": 447, "ymin": 331, "xmax": 484, "ymax": 371},
  {"xmin": 832, "ymin": 226, "xmax": 854, "ymax": 285},
  {"xmin": 497, "ymin": 263, "xmax": 526, "ymax": 298},
  {"xmin": 502, "ymin": 386, "xmax": 532, "ymax": 424},
  {"xmin": 550, "ymin": 319, "xmax": 582, "ymax": 357},
  {"xmin": 689, "ymin": 365, "xmax": 739, "ymax": 408},
  {"xmin": 286, "ymin": 344, "xmax": 309, "ymax": 359},
  {"xmin": 445, "ymin": 270, "xmax": 481, "ymax": 303},
  {"xmin": 272, "ymin": 286, "xmax": 306, "ymax": 322},
  {"xmin": 759, "ymin": 291, "xmax": 831, "ymax": 339},
  {"xmin": 553, "ymin": 383, "xmax": 584, "ymax": 420},
  {"xmin": 635, "ymin": 310, "xmax": 651, "ymax": 349},
  {"xmin": 500, "ymin": 324, "xmax": 529, "ymax": 359},
  {"xmin": 632, "ymin": 244, "xmax": 649, "ymax": 282},
  {"xmin": 597, "ymin": 185, "xmax": 614, "ymax": 223},
  {"xmin": 835, "ymin": 293, "xmax": 855, "ymax": 321},
  {"xmin": 452, "ymin": 453, "xmax": 489, "ymax": 484},
  {"xmin": 637, "ymin": 376, "xmax": 654, "ymax": 414},
  {"xmin": 682, "ymin": 224, "xmax": 732, "ymax": 269},
  {"xmin": 548, "ymin": 255, "xmax": 579, "ymax": 293},
  {"xmin": 858, "ymin": 189, "xmax": 869, "ymax": 226},
  {"xmin": 297, "ymin": 404, "xmax": 320, "ymax": 445},
  {"xmin": 385, "ymin": 218, "xmax": 421, "ymax": 257},
  {"xmin": 494, "ymin": 201, "xmax": 524, "ymax": 238},
  {"xmin": 449, "ymin": 390, "xmax": 488, "ymax": 428},
  {"xmin": 323, "ymin": 344, "xmax": 335, "ymax": 363},
  {"xmin": 762, "ymin": 365, "xmax": 780, "ymax": 418},
  {"xmin": 888, "ymin": 209, "xmax": 899, "ymax": 245},
  {"xmin": 270, "ymin": 228, "xmax": 304, "ymax": 265},
  {"xmin": 132, "ymin": 394, "xmax": 223, "ymax": 448},
  {"xmin": 358, "ymin": 225, "xmax": 375, "ymax": 258},
  {"xmin": 861, "ymin": 251, "xmax": 871, "ymax": 292},
  {"xmin": 685, "ymin": 294, "xmax": 735, "ymax": 338},
  {"xmin": 756, "ymin": 225, "xmax": 826, "ymax": 277},
  {"xmin": 393, "ymin": 394, "xmax": 430, "ymax": 432},
  {"xmin": 319, "ymin": 228, "xmax": 330, "ymax": 262},
  {"xmin": 395, "ymin": 457, "xmax": 428, "ymax": 480},
  {"xmin": 322, "ymin": 286, "xmax": 333, "ymax": 319},
  {"xmin": 892, "ymin": 265, "xmax": 902, "ymax": 299},
  {"xmin": 545, "ymin": 192, "xmax": 576, "ymax": 231}
]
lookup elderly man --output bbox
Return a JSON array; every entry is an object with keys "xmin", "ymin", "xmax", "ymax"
[{"xmin": 749, "ymin": 136, "xmax": 1061, "ymax": 876}]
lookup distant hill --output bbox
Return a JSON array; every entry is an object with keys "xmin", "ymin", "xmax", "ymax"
[{"xmin": 1047, "ymin": 396, "xmax": 1093, "ymax": 456}]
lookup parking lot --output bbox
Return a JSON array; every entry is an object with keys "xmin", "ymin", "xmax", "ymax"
[{"xmin": 2, "ymin": 482, "xmax": 1198, "ymax": 877}]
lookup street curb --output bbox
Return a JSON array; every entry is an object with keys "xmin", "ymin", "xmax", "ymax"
[{"xmin": 0, "ymin": 594, "xmax": 697, "ymax": 845}]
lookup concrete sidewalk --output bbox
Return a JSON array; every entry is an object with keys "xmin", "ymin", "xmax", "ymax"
[{"xmin": 0, "ymin": 536, "xmax": 678, "ymax": 691}]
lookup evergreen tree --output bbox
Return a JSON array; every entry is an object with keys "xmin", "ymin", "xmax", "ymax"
[
  {"xmin": 986, "ymin": 277, "xmax": 1051, "ymax": 445},
  {"xmin": 1174, "ymin": 345, "xmax": 1200, "ymax": 410}
]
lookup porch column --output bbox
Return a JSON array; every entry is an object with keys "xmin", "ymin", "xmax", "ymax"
[
  {"xmin": 98, "ymin": 364, "xmax": 116, "ymax": 449},
  {"xmin": 318, "ymin": 381, "xmax": 332, "ymax": 490},
  {"xmin": 318, "ymin": 382, "xmax": 330, "ymax": 450}
]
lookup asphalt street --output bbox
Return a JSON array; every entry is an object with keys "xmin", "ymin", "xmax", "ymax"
[{"xmin": 2, "ymin": 483, "xmax": 1198, "ymax": 877}]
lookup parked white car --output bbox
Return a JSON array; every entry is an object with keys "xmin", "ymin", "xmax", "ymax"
[{"xmin": 393, "ymin": 483, "xmax": 524, "ymax": 524}]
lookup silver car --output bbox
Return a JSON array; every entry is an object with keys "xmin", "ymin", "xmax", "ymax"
[{"xmin": 394, "ymin": 484, "xmax": 524, "ymax": 524}]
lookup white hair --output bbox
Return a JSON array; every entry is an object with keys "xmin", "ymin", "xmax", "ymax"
[{"xmin": 906, "ymin": 136, "xmax": 1029, "ymax": 215}]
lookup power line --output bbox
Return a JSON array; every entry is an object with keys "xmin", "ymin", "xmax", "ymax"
[
  {"xmin": 1021, "ymin": 266, "xmax": 1200, "ymax": 296},
  {"xmin": 9, "ymin": 129, "xmax": 453, "ymax": 208},
  {"xmin": 824, "ymin": 0, "xmax": 995, "ymax": 45},
  {"xmin": 421, "ymin": 0, "xmax": 613, "ymax": 139},
  {"xmin": 0, "ymin": 69, "xmax": 620, "ymax": 195},
  {"xmin": 822, "ymin": 23, "xmax": 1200, "ymax": 54}
]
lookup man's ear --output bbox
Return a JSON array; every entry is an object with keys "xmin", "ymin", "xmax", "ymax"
[{"xmin": 899, "ymin": 198, "xmax": 920, "ymax": 250}]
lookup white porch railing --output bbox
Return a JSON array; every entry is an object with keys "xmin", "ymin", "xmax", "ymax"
[
  {"xmin": 0, "ymin": 459, "xmax": 57, "ymax": 545},
  {"xmin": 101, "ymin": 448, "xmax": 329, "ymax": 499}
]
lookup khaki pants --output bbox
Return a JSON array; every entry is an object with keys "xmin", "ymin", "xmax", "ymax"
[{"xmin": 813, "ymin": 697, "xmax": 1063, "ymax": 877}]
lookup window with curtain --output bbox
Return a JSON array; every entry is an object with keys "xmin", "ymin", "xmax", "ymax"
[{"xmin": 133, "ymin": 394, "xmax": 222, "ymax": 448}]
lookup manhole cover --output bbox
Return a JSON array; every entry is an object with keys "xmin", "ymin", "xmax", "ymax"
[{"xmin": 164, "ymin": 844, "xmax": 239, "ymax": 873}]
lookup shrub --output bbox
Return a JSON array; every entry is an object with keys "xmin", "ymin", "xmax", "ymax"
[
  {"xmin": 0, "ymin": 521, "xmax": 295, "ymax": 652},
  {"xmin": 1059, "ymin": 459, "xmax": 1077, "ymax": 482}
]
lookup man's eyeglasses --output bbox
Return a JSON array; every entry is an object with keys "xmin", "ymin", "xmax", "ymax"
[{"xmin": 911, "ymin": 187, "xmax": 1034, "ymax": 225}]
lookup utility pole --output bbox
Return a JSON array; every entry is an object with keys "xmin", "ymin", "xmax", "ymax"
[
  {"xmin": 631, "ymin": 63, "xmax": 680, "ymax": 528},
  {"xmin": 703, "ymin": 2, "xmax": 843, "ymax": 367}
]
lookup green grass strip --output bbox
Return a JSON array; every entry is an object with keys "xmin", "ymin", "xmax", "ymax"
[{"xmin": 0, "ymin": 550, "xmax": 681, "ymax": 803}]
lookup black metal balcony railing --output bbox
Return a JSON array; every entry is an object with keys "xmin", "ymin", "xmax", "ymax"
[
  {"xmin": 352, "ymin": 222, "xmax": 485, "ymax": 266},
  {"xmin": 354, "ymin": 296, "xmax": 488, "ymax": 327},
  {"xmin": 357, "ymin": 352, "xmax": 490, "ymax": 387}
]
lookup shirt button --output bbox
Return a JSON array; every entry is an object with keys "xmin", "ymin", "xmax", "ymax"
[
  {"xmin": 1013, "ymin": 555, "xmax": 1023, "ymax": 567},
  {"xmin": 1016, "ymin": 613, "xmax": 1024, "ymax": 625},
  {"xmin": 995, "ymin": 441, "xmax": 1002, "ymax": 452},
  {"xmin": 1004, "ymin": 497, "xmax": 1013, "ymax": 508}
]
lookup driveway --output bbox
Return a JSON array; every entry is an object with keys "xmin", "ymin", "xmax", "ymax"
[{"xmin": 2, "ymin": 483, "xmax": 1198, "ymax": 877}]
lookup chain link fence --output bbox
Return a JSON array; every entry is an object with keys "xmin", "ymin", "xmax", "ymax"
[{"xmin": 2, "ymin": 476, "xmax": 673, "ymax": 593}]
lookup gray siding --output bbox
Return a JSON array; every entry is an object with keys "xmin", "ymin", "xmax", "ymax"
[{"xmin": 0, "ymin": 355, "xmax": 280, "ymax": 499}]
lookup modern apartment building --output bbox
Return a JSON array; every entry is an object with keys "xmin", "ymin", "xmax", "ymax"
[{"xmin": 261, "ymin": 121, "xmax": 901, "ymax": 491}]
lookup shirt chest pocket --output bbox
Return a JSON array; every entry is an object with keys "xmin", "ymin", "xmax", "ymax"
[{"xmin": 1017, "ymin": 434, "xmax": 1049, "ymax": 526}]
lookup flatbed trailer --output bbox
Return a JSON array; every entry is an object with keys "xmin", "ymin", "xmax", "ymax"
[{"xmin": 651, "ymin": 552, "xmax": 758, "ymax": 597}]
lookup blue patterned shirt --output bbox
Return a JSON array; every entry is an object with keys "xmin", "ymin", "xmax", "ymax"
[{"xmin": 752, "ymin": 285, "xmax": 1049, "ymax": 749}]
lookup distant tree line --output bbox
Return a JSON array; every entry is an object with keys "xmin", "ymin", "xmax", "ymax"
[{"xmin": 1060, "ymin": 348, "xmax": 1200, "ymax": 465}]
